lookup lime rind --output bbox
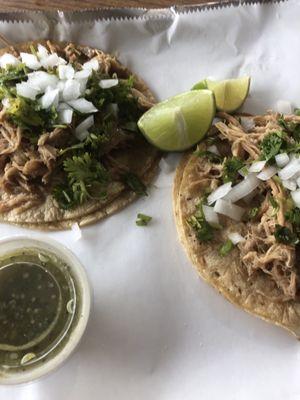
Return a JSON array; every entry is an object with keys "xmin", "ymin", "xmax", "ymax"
[
  {"xmin": 138, "ymin": 90, "xmax": 216, "ymax": 152},
  {"xmin": 192, "ymin": 79, "xmax": 208, "ymax": 91},
  {"xmin": 206, "ymin": 76, "xmax": 250, "ymax": 112}
]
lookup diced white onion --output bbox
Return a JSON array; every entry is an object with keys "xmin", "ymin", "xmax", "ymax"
[
  {"xmin": 75, "ymin": 115, "xmax": 94, "ymax": 140},
  {"xmin": 2, "ymin": 97, "xmax": 10, "ymax": 108},
  {"xmin": 77, "ymin": 78, "xmax": 88, "ymax": 95},
  {"xmin": 16, "ymin": 82, "xmax": 39, "ymax": 100},
  {"xmin": 74, "ymin": 69, "xmax": 92, "ymax": 79},
  {"xmin": 71, "ymin": 223, "xmax": 82, "ymax": 241},
  {"xmin": 256, "ymin": 165, "xmax": 277, "ymax": 181},
  {"xmin": 224, "ymin": 174, "xmax": 260, "ymax": 203},
  {"xmin": 99, "ymin": 79, "xmax": 118, "ymax": 89},
  {"xmin": 0, "ymin": 53, "xmax": 20, "ymax": 68},
  {"xmin": 282, "ymin": 179, "xmax": 297, "ymax": 191},
  {"xmin": 39, "ymin": 87, "xmax": 59, "ymax": 109},
  {"xmin": 82, "ymin": 58, "xmax": 99, "ymax": 71},
  {"xmin": 40, "ymin": 53, "xmax": 66, "ymax": 68},
  {"xmin": 275, "ymin": 152, "xmax": 289, "ymax": 168},
  {"xmin": 20, "ymin": 52, "xmax": 41, "ymax": 70},
  {"xmin": 67, "ymin": 98, "xmax": 98, "ymax": 113},
  {"xmin": 57, "ymin": 102, "xmax": 70, "ymax": 111},
  {"xmin": 248, "ymin": 160, "xmax": 266, "ymax": 173},
  {"xmin": 291, "ymin": 189, "xmax": 300, "ymax": 208},
  {"xmin": 37, "ymin": 44, "xmax": 49, "ymax": 59},
  {"xmin": 228, "ymin": 232, "xmax": 245, "ymax": 244},
  {"xmin": 57, "ymin": 81, "xmax": 65, "ymax": 98},
  {"xmin": 59, "ymin": 108, "xmax": 73, "ymax": 124},
  {"xmin": 214, "ymin": 199, "xmax": 245, "ymax": 221},
  {"xmin": 62, "ymin": 79, "xmax": 81, "ymax": 101},
  {"xmin": 275, "ymin": 100, "xmax": 293, "ymax": 114},
  {"xmin": 58, "ymin": 57, "xmax": 67, "ymax": 65},
  {"xmin": 27, "ymin": 71, "xmax": 58, "ymax": 91},
  {"xmin": 203, "ymin": 205, "xmax": 219, "ymax": 225},
  {"xmin": 240, "ymin": 116, "xmax": 255, "ymax": 131},
  {"xmin": 58, "ymin": 64, "xmax": 75, "ymax": 80},
  {"xmin": 207, "ymin": 145, "xmax": 220, "ymax": 155},
  {"xmin": 76, "ymin": 130, "xmax": 89, "ymax": 141},
  {"xmin": 207, "ymin": 182, "xmax": 232, "ymax": 205},
  {"xmin": 278, "ymin": 158, "xmax": 300, "ymax": 180}
]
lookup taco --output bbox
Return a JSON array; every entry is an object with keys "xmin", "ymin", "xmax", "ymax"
[
  {"xmin": 174, "ymin": 112, "xmax": 300, "ymax": 337},
  {"xmin": 0, "ymin": 40, "xmax": 159, "ymax": 230}
]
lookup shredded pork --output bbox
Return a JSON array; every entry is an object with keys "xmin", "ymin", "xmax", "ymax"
[
  {"xmin": 213, "ymin": 112, "xmax": 300, "ymax": 301},
  {"xmin": 0, "ymin": 41, "xmax": 145, "ymax": 214}
]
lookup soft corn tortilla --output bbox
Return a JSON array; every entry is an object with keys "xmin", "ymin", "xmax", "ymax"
[
  {"xmin": 173, "ymin": 152, "xmax": 300, "ymax": 338},
  {"xmin": 0, "ymin": 40, "xmax": 160, "ymax": 230}
]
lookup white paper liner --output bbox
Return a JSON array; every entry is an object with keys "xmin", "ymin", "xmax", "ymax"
[{"xmin": 0, "ymin": 1, "xmax": 299, "ymax": 399}]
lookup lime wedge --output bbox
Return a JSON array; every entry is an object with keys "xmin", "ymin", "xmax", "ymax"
[
  {"xmin": 205, "ymin": 77, "xmax": 250, "ymax": 113},
  {"xmin": 192, "ymin": 79, "xmax": 208, "ymax": 90},
  {"xmin": 137, "ymin": 90, "xmax": 215, "ymax": 151}
]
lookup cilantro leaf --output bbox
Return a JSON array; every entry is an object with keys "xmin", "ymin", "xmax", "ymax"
[
  {"xmin": 285, "ymin": 207, "xmax": 300, "ymax": 226},
  {"xmin": 244, "ymin": 206, "xmax": 259, "ymax": 221},
  {"xmin": 123, "ymin": 172, "xmax": 147, "ymax": 196},
  {"xmin": 6, "ymin": 97, "xmax": 58, "ymax": 131},
  {"xmin": 188, "ymin": 216, "xmax": 214, "ymax": 242},
  {"xmin": 53, "ymin": 153, "xmax": 109, "ymax": 209},
  {"xmin": 219, "ymin": 239, "xmax": 234, "ymax": 256},
  {"xmin": 278, "ymin": 115, "xmax": 300, "ymax": 141},
  {"xmin": 222, "ymin": 157, "xmax": 244, "ymax": 183},
  {"xmin": 194, "ymin": 150, "xmax": 223, "ymax": 163},
  {"xmin": 86, "ymin": 73, "xmax": 141, "ymax": 121},
  {"xmin": 0, "ymin": 63, "xmax": 28, "ymax": 85},
  {"xmin": 136, "ymin": 213, "xmax": 152, "ymax": 226},
  {"xmin": 274, "ymin": 225, "xmax": 298, "ymax": 245},
  {"xmin": 260, "ymin": 132, "xmax": 285, "ymax": 162},
  {"xmin": 52, "ymin": 185, "xmax": 76, "ymax": 210},
  {"xmin": 187, "ymin": 198, "xmax": 214, "ymax": 242}
]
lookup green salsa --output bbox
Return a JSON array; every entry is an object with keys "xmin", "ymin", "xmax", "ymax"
[{"xmin": 0, "ymin": 248, "xmax": 80, "ymax": 372}]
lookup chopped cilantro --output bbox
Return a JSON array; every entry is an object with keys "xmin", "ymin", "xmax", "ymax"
[
  {"xmin": 188, "ymin": 216, "xmax": 214, "ymax": 242},
  {"xmin": 53, "ymin": 152, "xmax": 109, "ymax": 209},
  {"xmin": 85, "ymin": 132, "xmax": 109, "ymax": 150},
  {"xmin": 136, "ymin": 213, "xmax": 152, "ymax": 226},
  {"xmin": 86, "ymin": 73, "xmax": 141, "ymax": 121},
  {"xmin": 6, "ymin": 97, "xmax": 58, "ymax": 131},
  {"xmin": 123, "ymin": 172, "xmax": 147, "ymax": 196},
  {"xmin": 285, "ymin": 207, "xmax": 300, "ymax": 237},
  {"xmin": 194, "ymin": 150, "xmax": 223, "ymax": 163},
  {"xmin": 0, "ymin": 63, "xmax": 28, "ymax": 86},
  {"xmin": 219, "ymin": 239, "xmax": 234, "ymax": 256},
  {"xmin": 52, "ymin": 185, "xmax": 76, "ymax": 210},
  {"xmin": 278, "ymin": 115, "xmax": 300, "ymax": 141},
  {"xmin": 260, "ymin": 132, "xmax": 285, "ymax": 162},
  {"xmin": 285, "ymin": 207, "xmax": 300, "ymax": 226},
  {"xmin": 222, "ymin": 157, "xmax": 244, "ymax": 183},
  {"xmin": 274, "ymin": 224, "xmax": 298, "ymax": 245},
  {"xmin": 187, "ymin": 198, "xmax": 214, "ymax": 242},
  {"xmin": 244, "ymin": 207, "xmax": 259, "ymax": 221}
]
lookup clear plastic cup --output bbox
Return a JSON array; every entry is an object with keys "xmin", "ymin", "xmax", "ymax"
[{"xmin": 0, "ymin": 236, "xmax": 91, "ymax": 385}]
